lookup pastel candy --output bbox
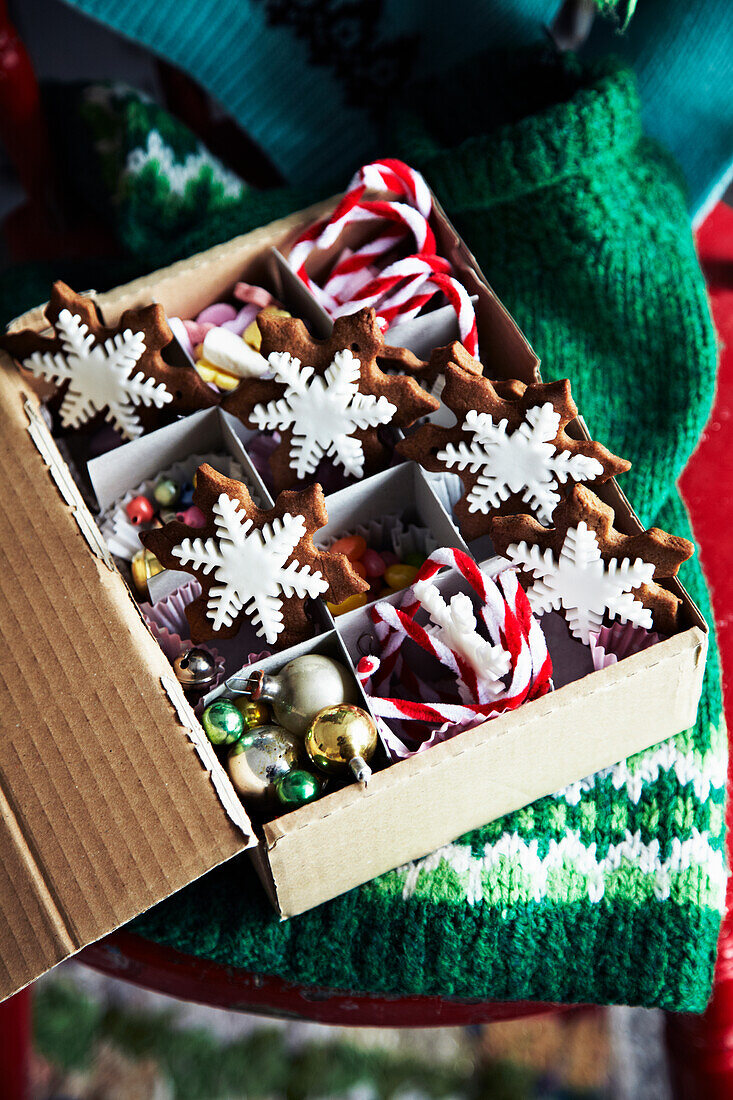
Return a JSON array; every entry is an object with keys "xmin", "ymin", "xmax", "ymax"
[
  {"xmin": 221, "ymin": 304, "xmax": 259, "ymax": 335},
  {"xmin": 330, "ymin": 534, "xmax": 367, "ymax": 560},
  {"xmin": 202, "ymin": 327, "xmax": 269, "ymax": 379},
  {"xmin": 233, "ymin": 282, "xmax": 277, "ymax": 309},
  {"xmin": 194, "ymin": 360, "xmax": 241, "ymax": 391},
  {"xmin": 197, "ymin": 303, "xmax": 237, "ymax": 325}
]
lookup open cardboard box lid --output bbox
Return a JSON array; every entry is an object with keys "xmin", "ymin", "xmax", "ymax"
[{"xmin": 0, "ymin": 202, "xmax": 344, "ymax": 1003}]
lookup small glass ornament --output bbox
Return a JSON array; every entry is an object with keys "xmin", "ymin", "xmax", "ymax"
[
  {"xmin": 153, "ymin": 477, "xmax": 180, "ymax": 507},
  {"xmin": 227, "ymin": 655, "xmax": 358, "ymax": 737},
  {"xmin": 275, "ymin": 769, "xmax": 322, "ymax": 809},
  {"xmin": 131, "ymin": 548, "xmax": 164, "ymax": 595},
  {"xmin": 227, "ymin": 724, "xmax": 302, "ymax": 803},
  {"xmin": 305, "ymin": 704, "xmax": 378, "ymax": 786},
  {"xmin": 202, "ymin": 699, "xmax": 244, "ymax": 746},
  {"xmin": 173, "ymin": 647, "xmax": 217, "ymax": 691},
  {"xmin": 233, "ymin": 697, "xmax": 272, "ymax": 731}
]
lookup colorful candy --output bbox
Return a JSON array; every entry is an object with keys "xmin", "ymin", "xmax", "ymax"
[
  {"xmin": 244, "ymin": 307, "xmax": 292, "ymax": 352},
  {"xmin": 201, "ymin": 327, "xmax": 269, "ymax": 379},
  {"xmin": 330, "ymin": 534, "xmax": 367, "ymax": 560},
  {"xmin": 327, "ymin": 592, "xmax": 368, "ymax": 616},
  {"xmin": 324, "ymin": 533, "xmax": 425, "ymax": 615},
  {"xmin": 384, "ymin": 564, "xmax": 419, "ymax": 589},
  {"xmin": 361, "ymin": 549, "xmax": 386, "ymax": 577}
]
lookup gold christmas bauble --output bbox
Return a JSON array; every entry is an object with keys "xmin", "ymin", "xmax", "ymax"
[
  {"xmin": 227, "ymin": 724, "xmax": 302, "ymax": 804},
  {"xmin": 130, "ymin": 548, "xmax": 164, "ymax": 595},
  {"xmin": 304, "ymin": 704, "xmax": 378, "ymax": 785},
  {"xmin": 233, "ymin": 697, "xmax": 272, "ymax": 731}
]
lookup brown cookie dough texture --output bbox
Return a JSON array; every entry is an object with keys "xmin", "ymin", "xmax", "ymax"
[
  {"xmin": 491, "ymin": 484, "xmax": 694, "ymax": 636},
  {"xmin": 142, "ymin": 463, "xmax": 368, "ymax": 648},
  {"xmin": 1, "ymin": 281, "xmax": 219, "ymax": 438},
  {"xmin": 221, "ymin": 307, "xmax": 439, "ymax": 491},
  {"xmin": 398, "ymin": 357, "xmax": 630, "ymax": 540}
]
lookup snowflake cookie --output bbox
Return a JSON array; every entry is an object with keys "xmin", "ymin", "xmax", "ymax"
[
  {"xmin": 490, "ymin": 484, "xmax": 694, "ymax": 644},
  {"xmin": 141, "ymin": 464, "xmax": 368, "ymax": 647},
  {"xmin": 398, "ymin": 359, "xmax": 630, "ymax": 539},
  {"xmin": 222, "ymin": 308, "xmax": 438, "ymax": 491},
  {"xmin": 1, "ymin": 282, "xmax": 219, "ymax": 440}
]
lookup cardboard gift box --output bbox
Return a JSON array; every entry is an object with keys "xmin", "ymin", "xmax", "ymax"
[{"xmin": 0, "ymin": 196, "xmax": 708, "ymax": 1003}]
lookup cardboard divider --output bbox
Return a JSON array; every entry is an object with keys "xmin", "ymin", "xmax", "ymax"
[{"xmin": 316, "ymin": 462, "xmax": 470, "ymax": 618}]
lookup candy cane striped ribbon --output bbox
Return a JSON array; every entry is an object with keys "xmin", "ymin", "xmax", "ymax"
[
  {"xmin": 288, "ymin": 159, "xmax": 479, "ymax": 356},
  {"xmin": 356, "ymin": 547, "xmax": 551, "ymax": 754}
]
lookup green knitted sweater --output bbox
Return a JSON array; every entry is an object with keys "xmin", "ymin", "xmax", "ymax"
[{"xmin": 6, "ymin": 56, "xmax": 725, "ymax": 1011}]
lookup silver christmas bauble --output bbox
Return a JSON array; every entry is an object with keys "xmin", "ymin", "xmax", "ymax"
[
  {"xmin": 246, "ymin": 655, "xmax": 358, "ymax": 737},
  {"xmin": 173, "ymin": 647, "xmax": 217, "ymax": 690},
  {"xmin": 226, "ymin": 724, "xmax": 303, "ymax": 804}
]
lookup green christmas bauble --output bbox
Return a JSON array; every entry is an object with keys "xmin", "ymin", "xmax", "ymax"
[
  {"xmin": 202, "ymin": 699, "xmax": 244, "ymax": 746},
  {"xmin": 275, "ymin": 769, "xmax": 322, "ymax": 809}
]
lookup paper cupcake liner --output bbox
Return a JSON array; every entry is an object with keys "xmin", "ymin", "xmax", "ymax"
[
  {"xmin": 100, "ymin": 452, "xmax": 246, "ymax": 561},
  {"xmin": 140, "ymin": 580, "xmax": 202, "ymax": 637},
  {"xmin": 315, "ymin": 513, "xmax": 401, "ymax": 552},
  {"xmin": 390, "ymin": 519, "xmax": 437, "ymax": 560},
  {"xmin": 588, "ymin": 622, "xmax": 663, "ymax": 671}
]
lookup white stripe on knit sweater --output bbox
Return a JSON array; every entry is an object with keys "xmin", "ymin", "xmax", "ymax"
[
  {"xmin": 399, "ymin": 829, "xmax": 727, "ymax": 908},
  {"xmin": 555, "ymin": 738, "xmax": 727, "ymax": 806}
]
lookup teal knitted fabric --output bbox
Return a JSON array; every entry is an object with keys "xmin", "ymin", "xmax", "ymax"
[
  {"xmin": 126, "ymin": 59, "xmax": 726, "ymax": 1011},
  {"xmin": 2, "ymin": 59, "xmax": 724, "ymax": 1010},
  {"xmin": 64, "ymin": 0, "xmax": 733, "ymax": 214}
]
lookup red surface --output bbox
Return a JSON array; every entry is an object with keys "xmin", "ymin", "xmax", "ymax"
[
  {"xmin": 0, "ymin": 989, "xmax": 31, "ymax": 1100},
  {"xmin": 665, "ymin": 202, "xmax": 733, "ymax": 1099},
  {"xmin": 81, "ymin": 930, "xmax": 569, "ymax": 1028}
]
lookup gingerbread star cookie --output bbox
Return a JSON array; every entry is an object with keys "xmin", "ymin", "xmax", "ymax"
[
  {"xmin": 142, "ymin": 464, "xmax": 368, "ymax": 647},
  {"xmin": 398, "ymin": 360, "xmax": 630, "ymax": 540},
  {"xmin": 490, "ymin": 484, "xmax": 694, "ymax": 643},
  {"xmin": 1, "ymin": 281, "xmax": 219, "ymax": 440},
  {"xmin": 221, "ymin": 307, "xmax": 439, "ymax": 491}
]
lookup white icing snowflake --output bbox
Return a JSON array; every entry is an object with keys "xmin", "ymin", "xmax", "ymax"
[
  {"xmin": 22, "ymin": 309, "xmax": 172, "ymax": 440},
  {"xmin": 504, "ymin": 522, "xmax": 655, "ymax": 644},
  {"xmin": 414, "ymin": 580, "xmax": 510, "ymax": 699},
  {"xmin": 251, "ymin": 348, "xmax": 397, "ymax": 478},
  {"xmin": 437, "ymin": 403, "xmax": 604, "ymax": 524},
  {"xmin": 170, "ymin": 492, "xmax": 329, "ymax": 644}
]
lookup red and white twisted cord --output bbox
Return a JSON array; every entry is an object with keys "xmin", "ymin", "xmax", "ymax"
[
  {"xmin": 356, "ymin": 547, "xmax": 551, "ymax": 755},
  {"xmin": 288, "ymin": 159, "xmax": 479, "ymax": 356}
]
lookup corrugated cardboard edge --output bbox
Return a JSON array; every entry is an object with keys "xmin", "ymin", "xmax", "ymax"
[
  {"xmin": 261, "ymin": 626, "xmax": 707, "ymax": 916},
  {"xmin": 4, "ymin": 362, "xmax": 255, "ymax": 844}
]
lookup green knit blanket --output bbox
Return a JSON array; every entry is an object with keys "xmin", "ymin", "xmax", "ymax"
[{"xmin": 7, "ymin": 56, "xmax": 725, "ymax": 1011}]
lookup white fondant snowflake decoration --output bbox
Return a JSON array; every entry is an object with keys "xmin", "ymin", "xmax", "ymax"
[
  {"xmin": 504, "ymin": 522, "xmax": 655, "ymax": 644},
  {"xmin": 414, "ymin": 579, "xmax": 511, "ymax": 698},
  {"xmin": 251, "ymin": 348, "xmax": 397, "ymax": 478},
  {"xmin": 22, "ymin": 309, "xmax": 172, "ymax": 440},
  {"xmin": 170, "ymin": 492, "xmax": 329, "ymax": 643},
  {"xmin": 437, "ymin": 403, "xmax": 604, "ymax": 524}
]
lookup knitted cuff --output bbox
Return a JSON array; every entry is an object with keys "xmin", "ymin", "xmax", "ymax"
[{"xmin": 393, "ymin": 56, "xmax": 642, "ymax": 211}]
